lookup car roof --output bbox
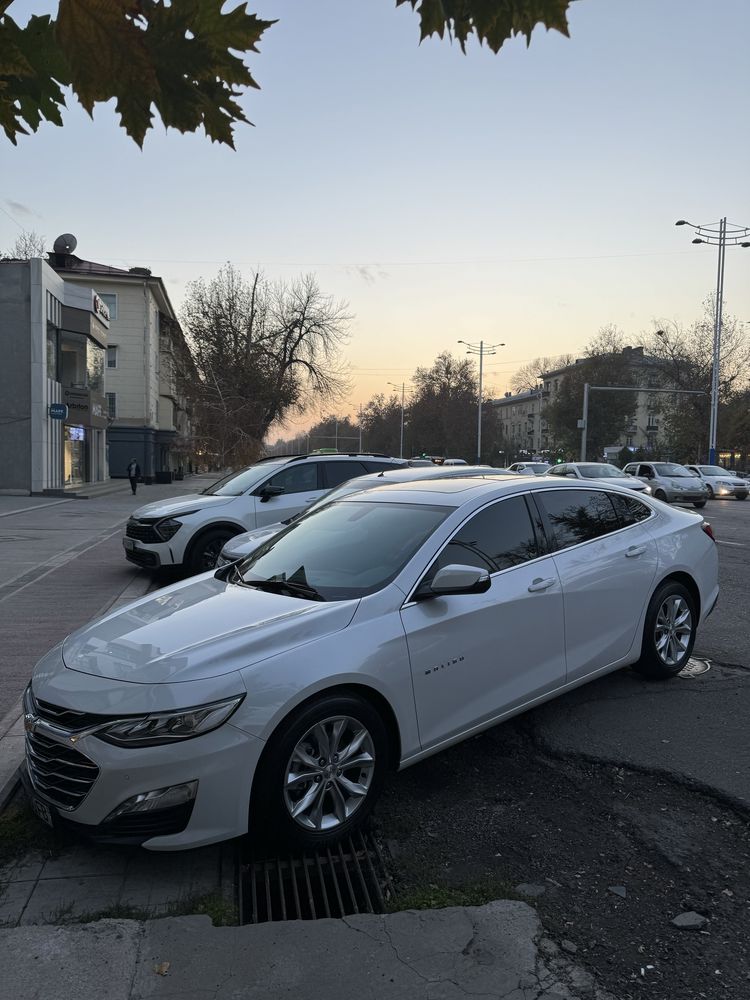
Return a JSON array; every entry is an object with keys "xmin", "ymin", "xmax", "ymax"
[{"xmin": 336, "ymin": 473, "xmax": 619, "ymax": 508}]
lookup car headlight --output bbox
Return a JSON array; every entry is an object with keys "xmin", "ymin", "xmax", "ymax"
[
  {"xmin": 94, "ymin": 695, "xmax": 245, "ymax": 747},
  {"xmin": 154, "ymin": 509, "xmax": 200, "ymax": 541},
  {"xmin": 643, "ymin": 485, "xmax": 652, "ymax": 494}
]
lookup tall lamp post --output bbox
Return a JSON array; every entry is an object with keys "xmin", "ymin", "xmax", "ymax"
[
  {"xmin": 458, "ymin": 340, "xmax": 505, "ymax": 464},
  {"xmin": 387, "ymin": 381, "xmax": 410, "ymax": 459},
  {"xmin": 675, "ymin": 218, "xmax": 750, "ymax": 464}
]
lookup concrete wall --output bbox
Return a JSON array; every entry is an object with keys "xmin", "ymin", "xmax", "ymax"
[{"xmin": 0, "ymin": 263, "xmax": 32, "ymax": 491}]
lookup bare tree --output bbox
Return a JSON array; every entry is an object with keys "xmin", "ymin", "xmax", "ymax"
[
  {"xmin": 511, "ymin": 353, "xmax": 575, "ymax": 393},
  {"xmin": 1, "ymin": 230, "xmax": 47, "ymax": 259},
  {"xmin": 181, "ymin": 265, "xmax": 351, "ymax": 468}
]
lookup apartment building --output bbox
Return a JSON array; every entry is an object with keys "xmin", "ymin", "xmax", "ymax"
[
  {"xmin": 494, "ymin": 347, "xmax": 665, "ymax": 460},
  {"xmin": 49, "ymin": 244, "xmax": 195, "ymax": 481},
  {"xmin": 0, "ymin": 258, "xmax": 109, "ymax": 493}
]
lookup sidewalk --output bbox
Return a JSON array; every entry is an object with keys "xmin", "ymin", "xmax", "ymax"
[{"xmin": 0, "ymin": 901, "xmax": 601, "ymax": 999}]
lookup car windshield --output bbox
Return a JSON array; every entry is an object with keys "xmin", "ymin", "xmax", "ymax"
[
  {"xmin": 577, "ymin": 464, "xmax": 624, "ymax": 478},
  {"xmin": 652, "ymin": 463, "xmax": 692, "ymax": 478},
  {"xmin": 202, "ymin": 463, "xmax": 286, "ymax": 496},
  {"xmin": 235, "ymin": 500, "xmax": 452, "ymax": 600},
  {"xmin": 699, "ymin": 466, "xmax": 730, "ymax": 477}
]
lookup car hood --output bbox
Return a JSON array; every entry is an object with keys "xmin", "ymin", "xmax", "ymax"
[
  {"xmin": 61, "ymin": 576, "xmax": 359, "ymax": 684},
  {"xmin": 605, "ymin": 477, "xmax": 647, "ymax": 490},
  {"xmin": 130, "ymin": 493, "xmax": 234, "ymax": 519},
  {"xmin": 223, "ymin": 523, "xmax": 284, "ymax": 557}
]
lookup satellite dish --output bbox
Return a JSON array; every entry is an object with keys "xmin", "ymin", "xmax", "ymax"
[{"xmin": 53, "ymin": 234, "xmax": 77, "ymax": 254}]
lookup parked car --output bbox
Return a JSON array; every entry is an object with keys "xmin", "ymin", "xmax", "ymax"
[
  {"xmin": 684, "ymin": 465, "xmax": 748, "ymax": 501},
  {"xmin": 123, "ymin": 453, "xmax": 405, "ymax": 574},
  {"xmin": 621, "ymin": 461, "xmax": 709, "ymax": 507},
  {"xmin": 546, "ymin": 462, "xmax": 651, "ymax": 494},
  {"xmin": 442, "ymin": 458, "xmax": 468, "ymax": 466},
  {"xmin": 507, "ymin": 462, "xmax": 551, "ymax": 475},
  {"xmin": 217, "ymin": 464, "xmax": 520, "ymax": 565},
  {"xmin": 25, "ymin": 477, "xmax": 717, "ymax": 851}
]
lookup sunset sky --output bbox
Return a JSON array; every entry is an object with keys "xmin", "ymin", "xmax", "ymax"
[{"xmin": 2, "ymin": 0, "xmax": 749, "ymax": 441}]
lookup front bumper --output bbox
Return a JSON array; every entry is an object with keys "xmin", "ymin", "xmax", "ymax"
[
  {"xmin": 23, "ymin": 717, "xmax": 264, "ymax": 850},
  {"xmin": 123, "ymin": 536, "xmax": 175, "ymax": 569},
  {"xmin": 665, "ymin": 488, "xmax": 709, "ymax": 503}
]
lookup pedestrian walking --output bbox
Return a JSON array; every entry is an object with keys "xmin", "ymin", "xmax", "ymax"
[{"xmin": 126, "ymin": 458, "xmax": 141, "ymax": 495}]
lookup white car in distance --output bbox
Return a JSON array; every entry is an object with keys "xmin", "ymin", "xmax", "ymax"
[
  {"xmin": 546, "ymin": 462, "xmax": 652, "ymax": 494},
  {"xmin": 26, "ymin": 477, "xmax": 718, "ymax": 852}
]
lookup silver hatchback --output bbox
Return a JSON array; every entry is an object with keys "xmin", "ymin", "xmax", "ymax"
[{"xmin": 622, "ymin": 461, "xmax": 709, "ymax": 508}]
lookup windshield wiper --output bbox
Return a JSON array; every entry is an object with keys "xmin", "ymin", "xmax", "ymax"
[{"xmin": 239, "ymin": 577, "xmax": 326, "ymax": 602}]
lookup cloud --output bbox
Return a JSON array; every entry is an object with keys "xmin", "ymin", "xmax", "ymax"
[
  {"xmin": 346, "ymin": 264, "xmax": 389, "ymax": 285},
  {"xmin": 5, "ymin": 199, "xmax": 39, "ymax": 219}
]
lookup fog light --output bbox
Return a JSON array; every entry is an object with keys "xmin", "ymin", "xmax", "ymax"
[{"xmin": 103, "ymin": 780, "xmax": 198, "ymax": 822}]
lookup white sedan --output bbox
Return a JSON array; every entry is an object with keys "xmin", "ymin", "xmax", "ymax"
[
  {"xmin": 24, "ymin": 478, "xmax": 718, "ymax": 851},
  {"xmin": 546, "ymin": 461, "xmax": 652, "ymax": 494}
]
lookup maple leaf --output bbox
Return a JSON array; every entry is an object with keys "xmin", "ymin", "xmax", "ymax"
[
  {"xmin": 0, "ymin": 8, "xmax": 70, "ymax": 143},
  {"xmin": 396, "ymin": 0, "xmax": 573, "ymax": 53}
]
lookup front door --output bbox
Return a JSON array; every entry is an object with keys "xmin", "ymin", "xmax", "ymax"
[
  {"xmin": 251, "ymin": 462, "xmax": 324, "ymax": 527},
  {"xmin": 400, "ymin": 494, "xmax": 567, "ymax": 750}
]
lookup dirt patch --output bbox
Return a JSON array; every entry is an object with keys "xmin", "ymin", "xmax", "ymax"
[{"xmin": 374, "ymin": 718, "xmax": 750, "ymax": 1000}]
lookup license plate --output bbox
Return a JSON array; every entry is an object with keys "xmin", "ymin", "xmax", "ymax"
[
  {"xmin": 123, "ymin": 538, "xmax": 135, "ymax": 551},
  {"xmin": 32, "ymin": 797, "xmax": 54, "ymax": 827}
]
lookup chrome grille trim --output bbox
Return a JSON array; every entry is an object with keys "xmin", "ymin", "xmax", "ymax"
[{"xmin": 25, "ymin": 730, "xmax": 99, "ymax": 811}]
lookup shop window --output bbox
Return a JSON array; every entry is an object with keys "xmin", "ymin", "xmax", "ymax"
[{"xmin": 107, "ymin": 346, "xmax": 118, "ymax": 368}]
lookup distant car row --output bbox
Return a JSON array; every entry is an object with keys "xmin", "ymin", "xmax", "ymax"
[{"xmin": 122, "ymin": 453, "xmax": 746, "ymax": 576}]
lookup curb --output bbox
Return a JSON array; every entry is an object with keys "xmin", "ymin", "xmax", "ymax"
[{"xmin": 0, "ymin": 571, "xmax": 155, "ymax": 816}]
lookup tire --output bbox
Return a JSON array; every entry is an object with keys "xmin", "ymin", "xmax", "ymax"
[
  {"xmin": 186, "ymin": 527, "xmax": 238, "ymax": 575},
  {"xmin": 654, "ymin": 489, "xmax": 667, "ymax": 502},
  {"xmin": 632, "ymin": 581, "xmax": 697, "ymax": 680},
  {"xmin": 737, "ymin": 495, "xmax": 747, "ymax": 501},
  {"xmin": 251, "ymin": 693, "xmax": 390, "ymax": 850},
  {"xmin": 705, "ymin": 485, "xmax": 715, "ymax": 499},
  {"xmin": 693, "ymin": 501, "xmax": 707, "ymax": 509}
]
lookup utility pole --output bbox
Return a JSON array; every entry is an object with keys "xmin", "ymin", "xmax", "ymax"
[
  {"xmin": 387, "ymin": 382, "xmax": 408, "ymax": 459},
  {"xmin": 675, "ymin": 218, "xmax": 750, "ymax": 464},
  {"xmin": 458, "ymin": 340, "xmax": 505, "ymax": 463}
]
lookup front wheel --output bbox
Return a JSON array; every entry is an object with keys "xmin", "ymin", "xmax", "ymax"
[
  {"xmin": 632, "ymin": 581, "xmax": 697, "ymax": 680},
  {"xmin": 653, "ymin": 489, "xmax": 667, "ymax": 502},
  {"xmin": 705, "ymin": 485, "xmax": 715, "ymax": 499},
  {"xmin": 186, "ymin": 527, "xmax": 237, "ymax": 575},
  {"xmin": 251, "ymin": 694, "xmax": 389, "ymax": 850},
  {"xmin": 693, "ymin": 501, "xmax": 707, "ymax": 509}
]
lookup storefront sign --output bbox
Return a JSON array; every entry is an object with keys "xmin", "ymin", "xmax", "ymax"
[
  {"xmin": 62, "ymin": 387, "xmax": 108, "ymax": 429},
  {"xmin": 49, "ymin": 402, "xmax": 68, "ymax": 420},
  {"xmin": 92, "ymin": 292, "xmax": 110, "ymax": 325}
]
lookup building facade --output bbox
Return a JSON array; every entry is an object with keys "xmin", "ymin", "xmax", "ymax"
[
  {"xmin": 49, "ymin": 249, "xmax": 195, "ymax": 482},
  {"xmin": 493, "ymin": 347, "xmax": 665, "ymax": 462},
  {"xmin": 0, "ymin": 258, "xmax": 109, "ymax": 494}
]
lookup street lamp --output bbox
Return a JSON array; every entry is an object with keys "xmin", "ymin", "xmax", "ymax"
[
  {"xmin": 386, "ymin": 381, "xmax": 411, "ymax": 459},
  {"xmin": 675, "ymin": 218, "xmax": 750, "ymax": 464},
  {"xmin": 458, "ymin": 340, "xmax": 505, "ymax": 463}
]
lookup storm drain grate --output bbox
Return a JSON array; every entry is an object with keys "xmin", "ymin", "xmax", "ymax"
[{"xmin": 240, "ymin": 831, "xmax": 393, "ymax": 923}]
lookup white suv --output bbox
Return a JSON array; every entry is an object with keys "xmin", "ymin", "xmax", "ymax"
[{"xmin": 123, "ymin": 454, "xmax": 405, "ymax": 574}]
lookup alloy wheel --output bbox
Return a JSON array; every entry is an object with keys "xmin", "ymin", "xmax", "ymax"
[
  {"xmin": 283, "ymin": 715, "xmax": 375, "ymax": 831},
  {"xmin": 654, "ymin": 595, "xmax": 693, "ymax": 666},
  {"xmin": 199, "ymin": 538, "xmax": 225, "ymax": 570}
]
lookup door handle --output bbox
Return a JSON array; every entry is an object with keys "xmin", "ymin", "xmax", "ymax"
[
  {"xmin": 625, "ymin": 545, "xmax": 647, "ymax": 558},
  {"xmin": 528, "ymin": 577, "xmax": 555, "ymax": 593}
]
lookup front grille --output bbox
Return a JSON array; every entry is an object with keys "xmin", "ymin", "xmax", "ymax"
[
  {"xmin": 240, "ymin": 831, "xmax": 393, "ymax": 924},
  {"xmin": 34, "ymin": 697, "xmax": 113, "ymax": 731},
  {"xmin": 25, "ymin": 730, "xmax": 99, "ymax": 811},
  {"xmin": 126, "ymin": 519, "xmax": 160, "ymax": 543}
]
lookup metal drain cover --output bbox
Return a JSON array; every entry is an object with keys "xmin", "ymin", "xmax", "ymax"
[
  {"xmin": 679, "ymin": 657, "xmax": 711, "ymax": 678},
  {"xmin": 240, "ymin": 830, "xmax": 393, "ymax": 924}
]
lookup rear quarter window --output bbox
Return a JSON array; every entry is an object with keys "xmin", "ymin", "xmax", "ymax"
[{"xmin": 538, "ymin": 489, "xmax": 621, "ymax": 551}]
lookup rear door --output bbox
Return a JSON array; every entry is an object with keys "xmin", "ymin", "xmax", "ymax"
[
  {"xmin": 534, "ymin": 487, "xmax": 658, "ymax": 681},
  {"xmin": 401, "ymin": 494, "xmax": 566, "ymax": 749}
]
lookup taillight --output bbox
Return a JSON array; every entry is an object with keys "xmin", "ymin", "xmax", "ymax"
[{"xmin": 702, "ymin": 521, "xmax": 716, "ymax": 542}]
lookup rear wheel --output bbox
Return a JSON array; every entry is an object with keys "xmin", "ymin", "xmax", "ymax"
[
  {"xmin": 186, "ymin": 527, "xmax": 237, "ymax": 575},
  {"xmin": 632, "ymin": 581, "xmax": 696, "ymax": 680},
  {"xmin": 251, "ymin": 694, "xmax": 389, "ymax": 850}
]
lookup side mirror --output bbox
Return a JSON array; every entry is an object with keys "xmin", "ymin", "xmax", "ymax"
[
  {"xmin": 416, "ymin": 564, "xmax": 491, "ymax": 601},
  {"xmin": 259, "ymin": 485, "xmax": 285, "ymax": 503}
]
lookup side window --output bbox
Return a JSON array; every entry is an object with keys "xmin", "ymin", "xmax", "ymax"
[
  {"xmin": 548, "ymin": 465, "xmax": 565, "ymax": 476},
  {"xmin": 363, "ymin": 460, "xmax": 403, "ymax": 473},
  {"xmin": 430, "ymin": 496, "xmax": 540, "ymax": 578},
  {"xmin": 323, "ymin": 461, "xmax": 369, "ymax": 488},
  {"xmin": 262, "ymin": 462, "xmax": 320, "ymax": 495},
  {"xmin": 538, "ymin": 489, "xmax": 621, "ymax": 551},
  {"xmin": 638, "ymin": 465, "xmax": 653, "ymax": 478},
  {"xmin": 610, "ymin": 493, "xmax": 652, "ymax": 527}
]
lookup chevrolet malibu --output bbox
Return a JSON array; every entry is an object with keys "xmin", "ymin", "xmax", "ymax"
[{"xmin": 24, "ymin": 478, "xmax": 718, "ymax": 851}]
